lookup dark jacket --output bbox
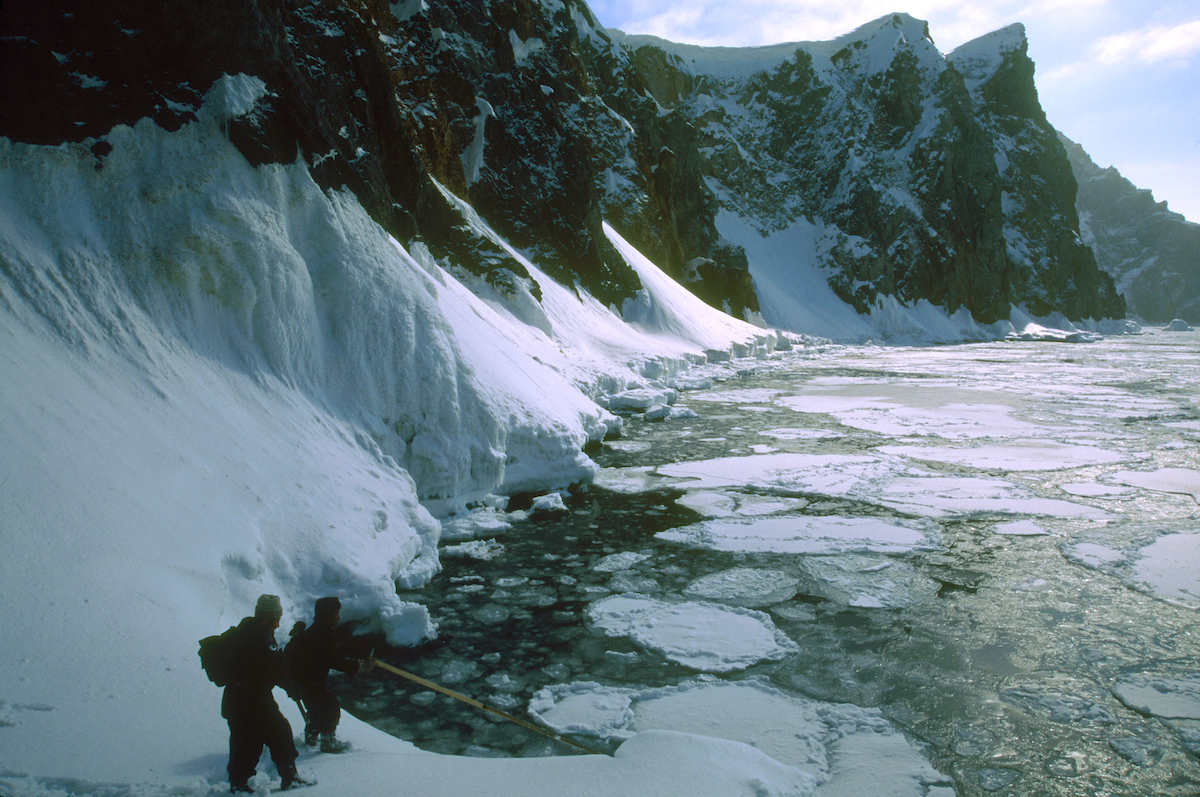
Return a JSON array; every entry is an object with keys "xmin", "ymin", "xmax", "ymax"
[
  {"xmin": 285, "ymin": 622, "xmax": 361, "ymax": 692},
  {"xmin": 221, "ymin": 616, "xmax": 293, "ymax": 719}
]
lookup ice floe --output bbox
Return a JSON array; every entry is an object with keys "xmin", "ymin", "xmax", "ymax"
[
  {"xmin": 1114, "ymin": 673, "xmax": 1200, "ymax": 754},
  {"xmin": 675, "ymin": 490, "xmax": 809, "ymax": 519},
  {"xmin": 774, "ymin": 382, "xmax": 1048, "ymax": 440},
  {"xmin": 1111, "ymin": 468, "xmax": 1200, "ymax": 505},
  {"xmin": 1064, "ymin": 530, "xmax": 1200, "ymax": 608},
  {"xmin": 1059, "ymin": 482, "xmax": 1134, "ymax": 498},
  {"xmin": 1131, "ymin": 533, "xmax": 1200, "ymax": 609},
  {"xmin": 529, "ymin": 679, "xmax": 954, "ymax": 796},
  {"xmin": 799, "ymin": 555, "xmax": 940, "ymax": 609},
  {"xmin": 586, "ymin": 595, "xmax": 799, "ymax": 672},
  {"xmin": 877, "ymin": 474, "xmax": 1115, "ymax": 520},
  {"xmin": 991, "ymin": 520, "xmax": 1049, "ymax": 536},
  {"xmin": 683, "ymin": 568, "xmax": 799, "ymax": 607},
  {"xmin": 875, "ymin": 440, "xmax": 1127, "ymax": 471},
  {"xmin": 594, "ymin": 551, "xmax": 652, "ymax": 571},
  {"xmin": 657, "ymin": 515, "xmax": 939, "ymax": 555}
]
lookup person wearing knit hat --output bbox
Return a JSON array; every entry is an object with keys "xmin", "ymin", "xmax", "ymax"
[
  {"xmin": 218, "ymin": 594, "xmax": 314, "ymax": 792},
  {"xmin": 286, "ymin": 596, "xmax": 374, "ymax": 753}
]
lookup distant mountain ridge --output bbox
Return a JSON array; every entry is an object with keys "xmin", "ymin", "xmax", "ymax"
[
  {"xmin": 0, "ymin": 0, "xmax": 1126, "ymax": 332},
  {"xmin": 1060, "ymin": 134, "xmax": 1200, "ymax": 324}
]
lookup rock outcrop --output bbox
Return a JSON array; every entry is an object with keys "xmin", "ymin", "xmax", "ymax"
[
  {"xmin": 0, "ymin": 0, "xmax": 1125, "ymax": 329},
  {"xmin": 1060, "ymin": 134, "xmax": 1200, "ymax": 324}
]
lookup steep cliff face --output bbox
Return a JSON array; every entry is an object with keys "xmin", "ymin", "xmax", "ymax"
[
  {"xmin": 1060, "ymin": 134, "xmax": 1200, "ymax": 323},
  {"xmin": 0, "ymin": 1, "xmax": 1123, "ymax": 329},
  {"xmin": 615, "ymin": 16, "xmax": 1123, "ymax": 324}
]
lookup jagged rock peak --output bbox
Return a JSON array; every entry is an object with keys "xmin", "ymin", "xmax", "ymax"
[{"xmin": 950, "ymin": 23, "xmax": 1030, "ymax": 88}]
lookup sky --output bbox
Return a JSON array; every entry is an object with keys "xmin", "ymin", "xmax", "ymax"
[{"xmin": 588, "ymin": 0, "xmax": 1200, "ymax": 223}]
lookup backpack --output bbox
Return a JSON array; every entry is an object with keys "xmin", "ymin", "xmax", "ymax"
[{"xmin": 198, "ymin": 626, "xmax": 239, "ymax": 687}]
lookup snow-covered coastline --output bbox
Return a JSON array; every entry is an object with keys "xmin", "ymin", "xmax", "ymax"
[{"xmin": 0, "ymin": 75, "xmax": 1154, "ymax": 797}]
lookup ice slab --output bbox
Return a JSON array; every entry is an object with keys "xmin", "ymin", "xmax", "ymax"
[
  {"xmin": 992, "ymin": 520, "xmax": 1049, "ymax": 536},
  {"xmin": 683, "ymin": 568, "xmax": 799, "ymax": 607},
  {"xmin": 1063, "ymin": 531, "xmax": 1200, "ymax": 608},
  {"xmin": 587, "ymin": 595, "xmax": 798, "ymax": 672},
  {"xmin": 760, "ymin": 428, "xmax": 845, "ymax": 441},
  {"xmin": 530, "ymin": 679, "xmax": 954, "ymax": 795},
  {"xmin": 774, "ymin": 383, "xmax": 1049, "ymax": 440},
  {"xmin": 877, "ymin": 475, "xmax": 1116, "ymax": 520},
  {"xmin": 675, "ymin": 490, "xmax": 809, "ymax": 519},
  {"xmin": 594, "ymin": 551, "xmax": 652, "ymax": 572},
  {"xmin": 656, "ymin": 452, "xmax": 889, "ymax": 494},
  {"xmin": 1132, "ymin": 533, "xmax": 1200, "ymax": 609},
  {"xmin": 658, "ymin": 515, "xmax": 939, "ymax": 555},
  {"xmin": 440, "ymin": 539, "xmax": 506, "ymax": 560},
  {"xmin": 1111, "ymin": 468, "xmax": 1200, "ymax": 505},
  {"xmin": 594, "ymin": 465, "xmax": 674, "ymax": 494},
  {"xmin": 875, "ymin": 440, "xmax": 1126, "ymax": 472},
  {"xmin": 655, "ymin": 452, "xmax": 1111, "ymax": 521},
  {"xmin": 1060, "ymin": 482, "xmax": 1134, "ymax": 498},
  {"xmin": 1114, "ymin": 674, "xmax": 1200, "ymax": 720},
  {"xmin": 799, "ymin": 555, "xmax": 939, "ymax": 609}
]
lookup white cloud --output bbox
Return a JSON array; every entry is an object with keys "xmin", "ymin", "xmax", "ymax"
[{"xmin": 1093, "ymin": 18, "xmax": 1200, "ymax": 65}]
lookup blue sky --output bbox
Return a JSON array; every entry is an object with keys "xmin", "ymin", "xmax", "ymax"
[{"xmin": 589, "ymin": 0, "xmax": 1200, "ymax": 223}]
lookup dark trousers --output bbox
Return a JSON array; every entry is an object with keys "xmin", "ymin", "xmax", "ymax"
[
  {"xmin": 227, "ymin": 705, "xmax": 297, "ymax": 786},
  {"xmin": 301, "ymin": 684, "xmax": 341, "ymax": 736}
]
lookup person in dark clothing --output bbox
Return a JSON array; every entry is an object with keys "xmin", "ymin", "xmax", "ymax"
[
  {"xmin": 286, "ymin": 596, "xmax": 374, "ymax": 753},
  {"xmin": 223, "ymin": 594, "xmax": 313, "ymax": 793}
]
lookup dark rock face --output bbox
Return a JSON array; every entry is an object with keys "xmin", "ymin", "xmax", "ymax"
[
  {"xmin": 0, "ymin": 2, "xmax": 1124, "ymax": 327},
  {"xmin": 617, "ymin": 17, "xmax": 1123, "ymax": 324},
  {"xmin": 1060, "ymin": 135, "xmax": 1200, "ymax": 324}
]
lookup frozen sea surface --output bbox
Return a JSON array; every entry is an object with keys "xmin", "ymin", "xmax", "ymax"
[{"xmin": 341, "ymin": 331, "xmax": 1200, "ymax": 797}]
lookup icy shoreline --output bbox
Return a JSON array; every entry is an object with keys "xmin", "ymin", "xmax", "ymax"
[{"xmin": 0, "ymin": 74, "xmax": 1157, "ymax": 797}]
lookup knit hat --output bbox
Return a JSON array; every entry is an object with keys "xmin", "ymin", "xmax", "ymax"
[
  {"xmin": 255, "ymin": 594, "xmax": 283, "ymax": 619},
  {"xmin": 314, "ymin": 596, "xmax": 341, "ymax": 620}
]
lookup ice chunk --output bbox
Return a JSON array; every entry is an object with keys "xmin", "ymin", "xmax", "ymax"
[
  {"xmin": 658, "ymin": 515, "xmax": 938, "ymax": 555},
  {"xmin": 878, "ymin": 474, "xmax": 1115, "ymax": 520},
  {"xmin": 594, "ymin": 551, "xmax": 652, "ymax": 572},
  {"xmin": 1131, "ymin": 533, "xmax": 1200, "ymax": 609},
  {"xmin": 875, "ymin": 440, "xmax": 1126, "ymax": 471},
  {"xmin": 440, "ymin": 539, "xmax": 506, "ymax": 560},
  {"xmin": 531, "ymin": 679, "xmax": 953, "ymax": 794},
  {"xmin": 1114, "ymin": 674, "xmax": 1200, "ymax": 720},
  {"xmin": 609, "ymin": 387, "xmax": 678, "ymax": 413},
  {"xmin": 800, "ymin": 555, "xmax": 939, "ymax": 608},
  {"xmin": 683, "ymin": 568, "xmax": 799, "ymax": 607},
  {"xmin": 587, "ymin": 595, "xmax": 798, "ymax": 672},
  {"xmin": 991, "ymin": 520, "xmax": 1048, "ymax": 536},
  {"xmin": 440, "ymin": 508, "xmax": 513, "ymax": 542},
  {"xmin": 594, "ymin": 466, "xmax": 673, "ymax": 494},
  {"xmin": 675, "ymin": 490, "xmax": 808, "ymax": 519},
  {"xmin": 1059, "ymin": 482, "xmax": 1134, "ymax": 498},
  {"xmin": 530, "ymin": 492, "xmax": 568, "ymax": 516},
  {"xmin": 1111, "ymin": 468, "xmax": 1200, "ymax": 505}
]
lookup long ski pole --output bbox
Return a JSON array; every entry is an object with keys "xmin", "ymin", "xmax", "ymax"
[{"xmin": 369, "ymin": 658, "xmax": 606, "ymax": 756}]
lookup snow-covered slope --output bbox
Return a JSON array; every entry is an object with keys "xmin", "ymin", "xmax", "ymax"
[{"xmin": 0, "ymin": 77, "xmax": 800, "ymax": 794}]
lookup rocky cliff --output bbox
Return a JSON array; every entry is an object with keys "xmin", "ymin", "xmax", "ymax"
[
  {"xmin": 1060, "ymin": 134, "xmax": 1200, "ymax": 324},
  {"xmin": 0, "ymin": 0, "xmax": 1124, "ymax": 330}
]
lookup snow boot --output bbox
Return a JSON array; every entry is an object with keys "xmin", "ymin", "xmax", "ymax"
[
  {"xmin": 319, "ymin": 733, "xmax": 350, "ymax": 754},
  {"xmin": 303, "ymin": 729, "xmax": 319, "ymax": 747},
  {"xmin": 229, "ymin": 781, "xmax": 253, "ymax": 794},
  {"xmin": 279, "ymin": 764, "xmax": 316, "ymax": 790}
]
